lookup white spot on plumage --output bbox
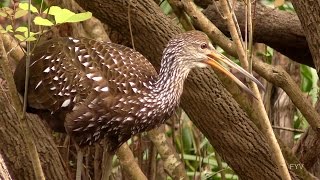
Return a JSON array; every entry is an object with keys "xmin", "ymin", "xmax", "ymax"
[
  {"xmin": 73, "ymin": 39, "xmax": 80, "ymax": 43},
  {"xmin": 101, "ymin": 87, "xmax": 109, "ymax": 92},
  {"xmin": 73, "ymin": 127, "xmax": 83, "ymax": 132},
  {"xmin": 88, "ymin": 103, "xmax": 94, "ymax": 109},
  {"xmin": 51, "ymin": 66, "xmax": 56, "ymax": 71},
  {"xmin": 44, "ymin": 56, "xmax": 51, "ymax": 60},
  {"xmin": 94, "ymin": 86, "xmax": 100, "ymax": 91},
  {"xmin": 86, "ymin": 73, "xmax": 94, "ymax": 79},
  {"xmin": 61, "ymin": 99, "xmax": 71, "ymax": 107},
  {"xmin": 94, "ymin": 134, "xmax": 100, "ymax": 141},
  {"xmin": 98, "ymin": 54, "xmax": 104, "ymax": 59},
  {"xmin": 112, "ymin": 58, "xmax": 118, "ymax": 64},
  {"xmin": 43, "ymin": 67, "xmax": 50, "ymax": 73},
  {"xmin": 53, "ymin": 76, "xmax": 59, "ymax": 80},
  {"xmin": 50, "ymin": 86, "xmax": 56, "ymax": 90},
  {"xmin": 84, "ymin": 54, "xmax": 90, "ymax": 58},
  {"xmin": 35, "ymin": 81, "xmax": 42, "ymax": 89},
  {"xmin": 83, "ymin": 62, "xmax": 90, "ymax": 67},
  {"xmin": 83, "ymin": 112, "xmax": 91, "ymax": 117},
  {"xmin": 129, "ymin": 82, "xmax": 135, "ymax": 86},
  {"xmin": 132, "ymin": 87, "xmax": 138, "ymax": 93},
  {"xmin": 140, "ymin": 107, "xmax": 147, "ymax": 112},
  {"xmin": 87, "ymin": 123, "xmax": 95, "ymax": 128},
  {"xmin": 92, "ymin": 76, "xmax": 103, "ymax": 81},
  {"xmin": 75, "ymin": 47, "xmax": 80, "ymax": 52}
]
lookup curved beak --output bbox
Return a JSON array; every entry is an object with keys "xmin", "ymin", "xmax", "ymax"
[{"xmin": 204, "ymin": 50, "xmax": 264, "ymax": 98}]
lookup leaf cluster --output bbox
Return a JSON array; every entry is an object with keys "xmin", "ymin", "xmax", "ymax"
[{"xmin": 0, "ymin": 2, "xmax": 92, "ymax": 42}]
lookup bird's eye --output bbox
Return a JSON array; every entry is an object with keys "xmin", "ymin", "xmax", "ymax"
[{"xmin": 200, "ymin": 43, "xmax": 208, "ymax": 49}]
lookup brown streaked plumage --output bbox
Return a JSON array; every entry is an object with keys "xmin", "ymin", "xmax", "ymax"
[{"xmin": 14, "ymin": 31, "xmax": 263, "ymax": 152}]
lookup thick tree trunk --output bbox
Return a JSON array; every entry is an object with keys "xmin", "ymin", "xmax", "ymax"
[
  {"xmin": 291, "ymin": 0, "xmax": 320, "ymax": 178},
  {"xmin": 0, "ymin": 76, "xmax": 70, "ymax": 179},
  {"xmin": 0, "ymin": 37, "xmax": 68, "ymax": 180},
  {"xmin": 73, "ymin": 0, "xmax": 291, "ymax": 179},
  {"xmin": 0, "ymin": 88, "xmax": 70, "ymax": 179},
  {"xmin": 291, "ymin": 0, "xmax": 320, "ymax": 72}
]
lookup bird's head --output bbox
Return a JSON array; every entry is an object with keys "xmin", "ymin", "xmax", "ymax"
[{"xmin": 162, "ymin": 30, "xmax": 264, "ymax": 96}]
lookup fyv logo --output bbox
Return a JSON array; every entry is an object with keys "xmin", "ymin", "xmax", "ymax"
[{"xmin": 288, "ymin": 164, "xmax": 304, "ymax": 170}]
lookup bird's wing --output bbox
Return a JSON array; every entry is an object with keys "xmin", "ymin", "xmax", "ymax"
[
  {"xmin": 64, "ymin": 90, "xmax": 140, "ymax": 151},
  {"xmin": 14, "ymin": 37, "xmax": 157, "ymax": 113}
]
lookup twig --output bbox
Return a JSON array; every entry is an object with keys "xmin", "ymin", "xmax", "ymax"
[
  {"xmin": 272, "ymin": 126, "xmax": 305, "ymax": 133},
  {"xmin": 128, "ymin": 0, "xmax": 135, "ymax": 50}
]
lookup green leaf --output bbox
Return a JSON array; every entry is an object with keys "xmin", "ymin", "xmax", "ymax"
[
  {"xmin": 54, "ymin": 9, "xmax": 75, "ymax": 24},
  {"xmin": 0, "ymin": 29, "xmax": 7, "ymax": 33},
  {"xmin": 5, "ymin": 25, "xmax": 13, "ymax": 32},
  {"xmin": 14, "ymin": 34, "xmax": 26, "ymax": 41},
  {"xmin": 43, "ymin": 6, "xmax": 63, "ymax": 15},
  {"xmin": 63, "ymin": 12, "xmax": 92, "ymax": 23},
  {"xmin": 300, "ymin": 65, "xmax": 313, "ymax": 92},
  {"xmin": 14, "ymin": 9, "xmax": 28, "ymax": 19},
  {"xmin": 2, "ymin": 7, "xmax": 13, "ymax": 15},
  {"xmin": 19, "ymin": 2, "xmax": 38, "ymax": 13},
  {"xmin": 25, "ymin": 36, "xmax": 37, "ymax": 41},
  {"xmin": 182, "ymin": 126, "xmax": 193, "ymax": 153},
  {"xmin": 16, "ymin": 26, "xmax": 28, "ymax": 32},
  {"xmin": 24, "ymin": 31, "xmax": 37, "ymax": 38},
  {"xmin": 44, "ymin": 6, "xmax": 91, "ymax": 24},
  {"xmin": 34, "ymin": 16, "xmax": 54, "ymax": 26},
  {"xmin": 0, "ymin": 10, "xmax": 7, "ymax": 17}
]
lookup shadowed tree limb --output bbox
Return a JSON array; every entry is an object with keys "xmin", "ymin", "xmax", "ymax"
[{"xmin": 202, "ymin": 1, "xmax": 314, "ymax": 68}]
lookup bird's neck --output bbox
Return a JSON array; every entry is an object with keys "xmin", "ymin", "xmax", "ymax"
[{"xmin": 150, "ymin": 57, "xmax": 190, "ymax": 114}]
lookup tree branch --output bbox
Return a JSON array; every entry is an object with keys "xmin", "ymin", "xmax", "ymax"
[
  {"xmin": 203, "ymin": 1, "xmax": 313, "ymax": 67},
  {"xmin": 148, "ymin": 126, "xmax": 188, "ymax": 179}
]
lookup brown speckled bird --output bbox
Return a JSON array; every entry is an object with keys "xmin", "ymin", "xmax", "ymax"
[{"xmin": 14, "ymin": 31, "xmax": 263, "ymax": 152}]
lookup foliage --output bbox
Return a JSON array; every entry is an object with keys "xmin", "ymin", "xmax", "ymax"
[{"xmin": 0, "ymin": 2, "xmax": 92, "ymax": 42}]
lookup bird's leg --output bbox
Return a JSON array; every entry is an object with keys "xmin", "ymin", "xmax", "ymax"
[
  {"xmin": 101, "ymin": 148, "xmax": 114, "ymax": 180},
  {"xmin": 75, "ymin": 144, "xmax": 83, "ymax": 180}
]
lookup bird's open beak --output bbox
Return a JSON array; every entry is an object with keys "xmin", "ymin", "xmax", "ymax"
[{"xmin": 204, "ymin": 50, "xmax": 264, "ymax": 98}]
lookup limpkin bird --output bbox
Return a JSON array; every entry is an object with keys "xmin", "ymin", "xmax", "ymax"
[{"xmin": 14, "ymin": 31, "xmax": 262, "ymax": 152}]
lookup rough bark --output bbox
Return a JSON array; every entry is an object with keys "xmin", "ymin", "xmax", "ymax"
[
  {"xmin": 290, "ymin": 0, "xmax": 320, "ymax": 177},
  {"xmin": 0, "ymin": 86, "xmax": 70, "ymax": 180},
  {"xmin": 74, "ymin": 0, "xmax": 287, "ymax": 179},
  {"xmin": 291, "ymin": 0, "xmax": 320, "ymax": 72},
  {"xmin": 202, "ymin": 1, "xmax": 313, "ymax": 67},
  {"xmin": 0, "ymin": 153, "xmax": 12, "ymax": 180}
]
